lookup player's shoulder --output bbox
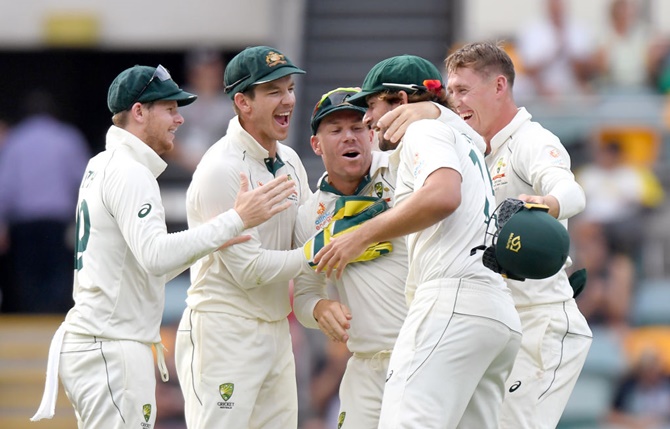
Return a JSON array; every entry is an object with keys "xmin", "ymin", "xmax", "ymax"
[
  {"xmin": 197, "ymin": 138, "xmax": 246, "ymax": 170},
  {"xmin": 277, "ymin": 142, "xmax": 304, "ymax": 164},
  {"xmin": 513, "ymin": 119, "xmax": 564, "ymax": 150},
  {"xmin": 405, "ymin": 118, "xmax": 456, "ymax": 144}
]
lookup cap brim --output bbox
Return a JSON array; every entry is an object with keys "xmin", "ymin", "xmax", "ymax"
[
  {"xmin": 346, "ymin": 90, "xmax": 377, "ymax": 107},
  {"xmin": 311, "ymin": 104, "xmax": 367, "ymax": 134},
  {"xmin": 253, "ymin": 66, "xmax": 306, "ymax": 87},
  {"xmin": 159, "ymin": 89, "xmax": 198, "ymax": 107}
]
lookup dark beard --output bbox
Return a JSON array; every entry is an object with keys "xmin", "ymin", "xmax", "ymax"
[{"xmin": 378, "ymin": 132, "xmax": 398, "ymax": 152}]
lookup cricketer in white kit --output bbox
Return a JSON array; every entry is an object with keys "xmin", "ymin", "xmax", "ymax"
[{"xmin": 315, "ymin": 55, "xmax": 522, "ymax": 429}]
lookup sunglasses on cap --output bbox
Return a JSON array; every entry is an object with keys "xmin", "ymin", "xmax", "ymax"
[
  {"xmin": 130, "ymin": 64, "xmax": 172, "ymax": 107},
  {"xmin": 312, "ymin": 87, "xmax": 361, "ymax": 116}
]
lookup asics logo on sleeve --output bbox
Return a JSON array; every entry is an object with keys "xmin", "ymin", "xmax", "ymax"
[
  {"xmin": 509, "ymin": 380, "xmax": 522, "ymax": 392},
  {"xmin": 138, "ymin": 203, "xmax": 152, "ymax": 218}
]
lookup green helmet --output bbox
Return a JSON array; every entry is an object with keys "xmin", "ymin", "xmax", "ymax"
[{"xmin": 481, "ymin": 198, "xmax": 570, "ymax": 281}]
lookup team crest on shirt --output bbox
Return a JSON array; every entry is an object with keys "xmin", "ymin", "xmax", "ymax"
[
  {"xmin": 217, "ymin": 383, "xmax": 235, "ymax": 409},
  {"xmin": 491, "ymin": 156, "xmax": 509, "ymax": 191},
  {"xmin": 142, "ymin": 404, "xmax": 151, "ymax": 424},
  {"xmin": 374, "ymin": 182, "xmax": 384, "ymax": 198},
  {"xmin": 492, "ymin": 157, "xmax": 507, "ymax": 180},
  {"xmin": 338, "ymin": 411, "xmax": 346, "ymax": 428}
]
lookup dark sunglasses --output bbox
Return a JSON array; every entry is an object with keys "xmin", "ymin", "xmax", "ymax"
[
  {"xmin": 129, "ymin": 64, "xmax": 172, "ymax": 108},
  {"xmin": 312, "ymin": 87, "xmax": 361, "ymax": 116}
]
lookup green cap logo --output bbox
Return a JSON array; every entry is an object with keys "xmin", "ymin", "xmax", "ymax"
[
  {"xmin": 219, "ymin": 383, "xmax": 234, "ymax": 402},
  {"xmin": 338, "ymin": 411, "xmax": 346, "ymax": 428},
  {"xmin": 142, "ymin": 404, "xmax": 151, "ymax": 422}
]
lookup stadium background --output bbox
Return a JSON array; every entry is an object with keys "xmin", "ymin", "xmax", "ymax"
[{"xmin": 1, "ymin": 0, "xmax": 670, "ymax": 427}]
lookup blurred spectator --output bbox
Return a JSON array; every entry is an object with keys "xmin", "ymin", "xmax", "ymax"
[
  {"xmin": 571, "ymin": 220, "xmax": 635, "ymax": 330},
  {"xmin": 654, "ymin": 40, "xmax": 670, "ymax": 94},
  {"xmin": 594, "ymin": 0, "xmax": 663, "ymax": 93},
  {"xmin": 166, "ymin": 48, "xmax": 234, "ymax": 176},
  {"xmin": 607, "ymin": 347, "xmax": 670, "ymax": 428},
  {"xmin": 0, "ymin": 116, "xmax": 16, "ymax": 312},
  {"xmin": 515, "ymin": 0, "xmax": 598, "ymax": 98},
  {"xmin": 573, "ymin": 138, "xmax": 664, "ymax": 330},
  {"xmin": 577, "ymin": 140, "xmax": 658, "ymax": 258},
  {"xmin": 0, "ymin": 89, "xmax": 89, "ymax": 313}
]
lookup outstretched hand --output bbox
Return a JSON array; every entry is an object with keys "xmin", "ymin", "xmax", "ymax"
[{"xmin": 234, "ymin": 173, "xmax": 295, "ymax": 229}]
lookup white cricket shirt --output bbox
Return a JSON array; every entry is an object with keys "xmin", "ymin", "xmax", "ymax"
[
  {"xmin": 395, "ymin": 119, "xmax": 506, "ymax": 300},
  {"xmin": 485, "ymin": 107, "xmax": 585, "ymax": 306},
  {"xmin": 293, "ymin": 151, "xmax": 408, "ymax": 354},
  {"xmin": 185, "ymin": 116, "xmax": 311, "ymax": 321},
  {"xmin": 64, "ymin": 126, "xmax": 244, "ymax": 344}
]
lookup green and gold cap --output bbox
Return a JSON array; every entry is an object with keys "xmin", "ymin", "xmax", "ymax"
[
  {"xmin": 347, "ymin": 54, "xmax": 444, "ymax": 107},
  {"xmin": 107, "ymin": 65, "xmax": 196, "ymax": 114},
  {"xmin": 310, "ymin": 87, "xmax": 367, "ymax": 135},
  {"xmin": 224, "ymin": 46, "xmax": 305, "ymax": 99}
]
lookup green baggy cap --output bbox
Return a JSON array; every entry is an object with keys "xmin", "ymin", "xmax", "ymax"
[
  {"xmin": 310, "ymin": 87, "xmax": 367, "ymax": 135},
  {"xmin": 224, "ymin": 46, "xmax": 305, "ymax": 99},
  {"xmin": 347, "ymin": 54, "xmax": 444, "ymax": 106},
  {"xmin": 107, "ymin": 64, "xmax": 197, "ymax": 114}
]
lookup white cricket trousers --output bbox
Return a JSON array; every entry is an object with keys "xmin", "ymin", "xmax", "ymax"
[
  {"xmin": 337, "ymin": 351, "xmax": 392, "ymax": 429},
  {"xmin": 498, "ymin": 299, "xmax": 592, "ymax": 429},
  {"xmin": 58, "ymin": 333, "xmax": 157, "ymax": 429},
  {"xmin": 175, "ymin": 308, "xmax": 298, "ymax": 429},
  {"xmin": 377, "ymin": 279, "xmax": 522, "ymax": 429}
]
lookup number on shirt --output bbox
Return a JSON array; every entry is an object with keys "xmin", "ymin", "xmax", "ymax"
[
  {"xmin": 468, "ymin": 148, "xmax": 494, "ymax": 220},
  {"xmin": 74, "ymin": 200, "xmax": 90, "ymax": 270}
]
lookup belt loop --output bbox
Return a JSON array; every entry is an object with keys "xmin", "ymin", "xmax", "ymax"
[{"xmin": 154, "ymin": 343, "xmax": 169, "ymax": 382}]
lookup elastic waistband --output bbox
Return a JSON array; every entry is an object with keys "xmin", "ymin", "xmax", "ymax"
[
  {"xmin": 62, "ymin": 332, "xmax": 169, "ymax": 382},
  {"xmin": 63, "ymin": 332, "xmax": 115, "ymax": 343},
  {"xmin": 418, "ymin": 278, "xmax": 508, "ymax": 295},
  {"xmin": 353, "ymin": 350, "xmax": 392, "ymax": 371},
  {"xmin": 353, "ymin": 350, "xmax": 392, "ymax": 360},
  {"xmin": 515, "ymin": 299, "xmax": 579, "ymax": 312}
]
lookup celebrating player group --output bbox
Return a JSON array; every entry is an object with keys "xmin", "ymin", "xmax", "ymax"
[{"xmin": 32, "ymin": 40, "xmax": 590, "ymax": 429}]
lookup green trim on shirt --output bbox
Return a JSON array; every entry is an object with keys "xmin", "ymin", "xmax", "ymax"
[
  {"xmin": 318, "ymin": 173, "xmax": 371, "ymax": 196},
  {"xmin": 264, "ymin": 154, "xmax": 285, "ymax": 175}
]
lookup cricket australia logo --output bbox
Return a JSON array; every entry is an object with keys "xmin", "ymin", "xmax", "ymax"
[
  {"xmin": 217, "ymin": 383, "xmax": 235, "ymax": 409},
  {"xmin": 506, "ymin": 233, "xmax": 521, "ymax": 252},
  {"xmin": 338, "ymin": 411, "xmax": 346, "ymax": 428},
  {"xmin": 140, "ymin": 404, "xmax": 152, "ymax": 427},
  {"xmin": 374, "ymin": 182, "xmax": 384, "ymax": 199}
]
